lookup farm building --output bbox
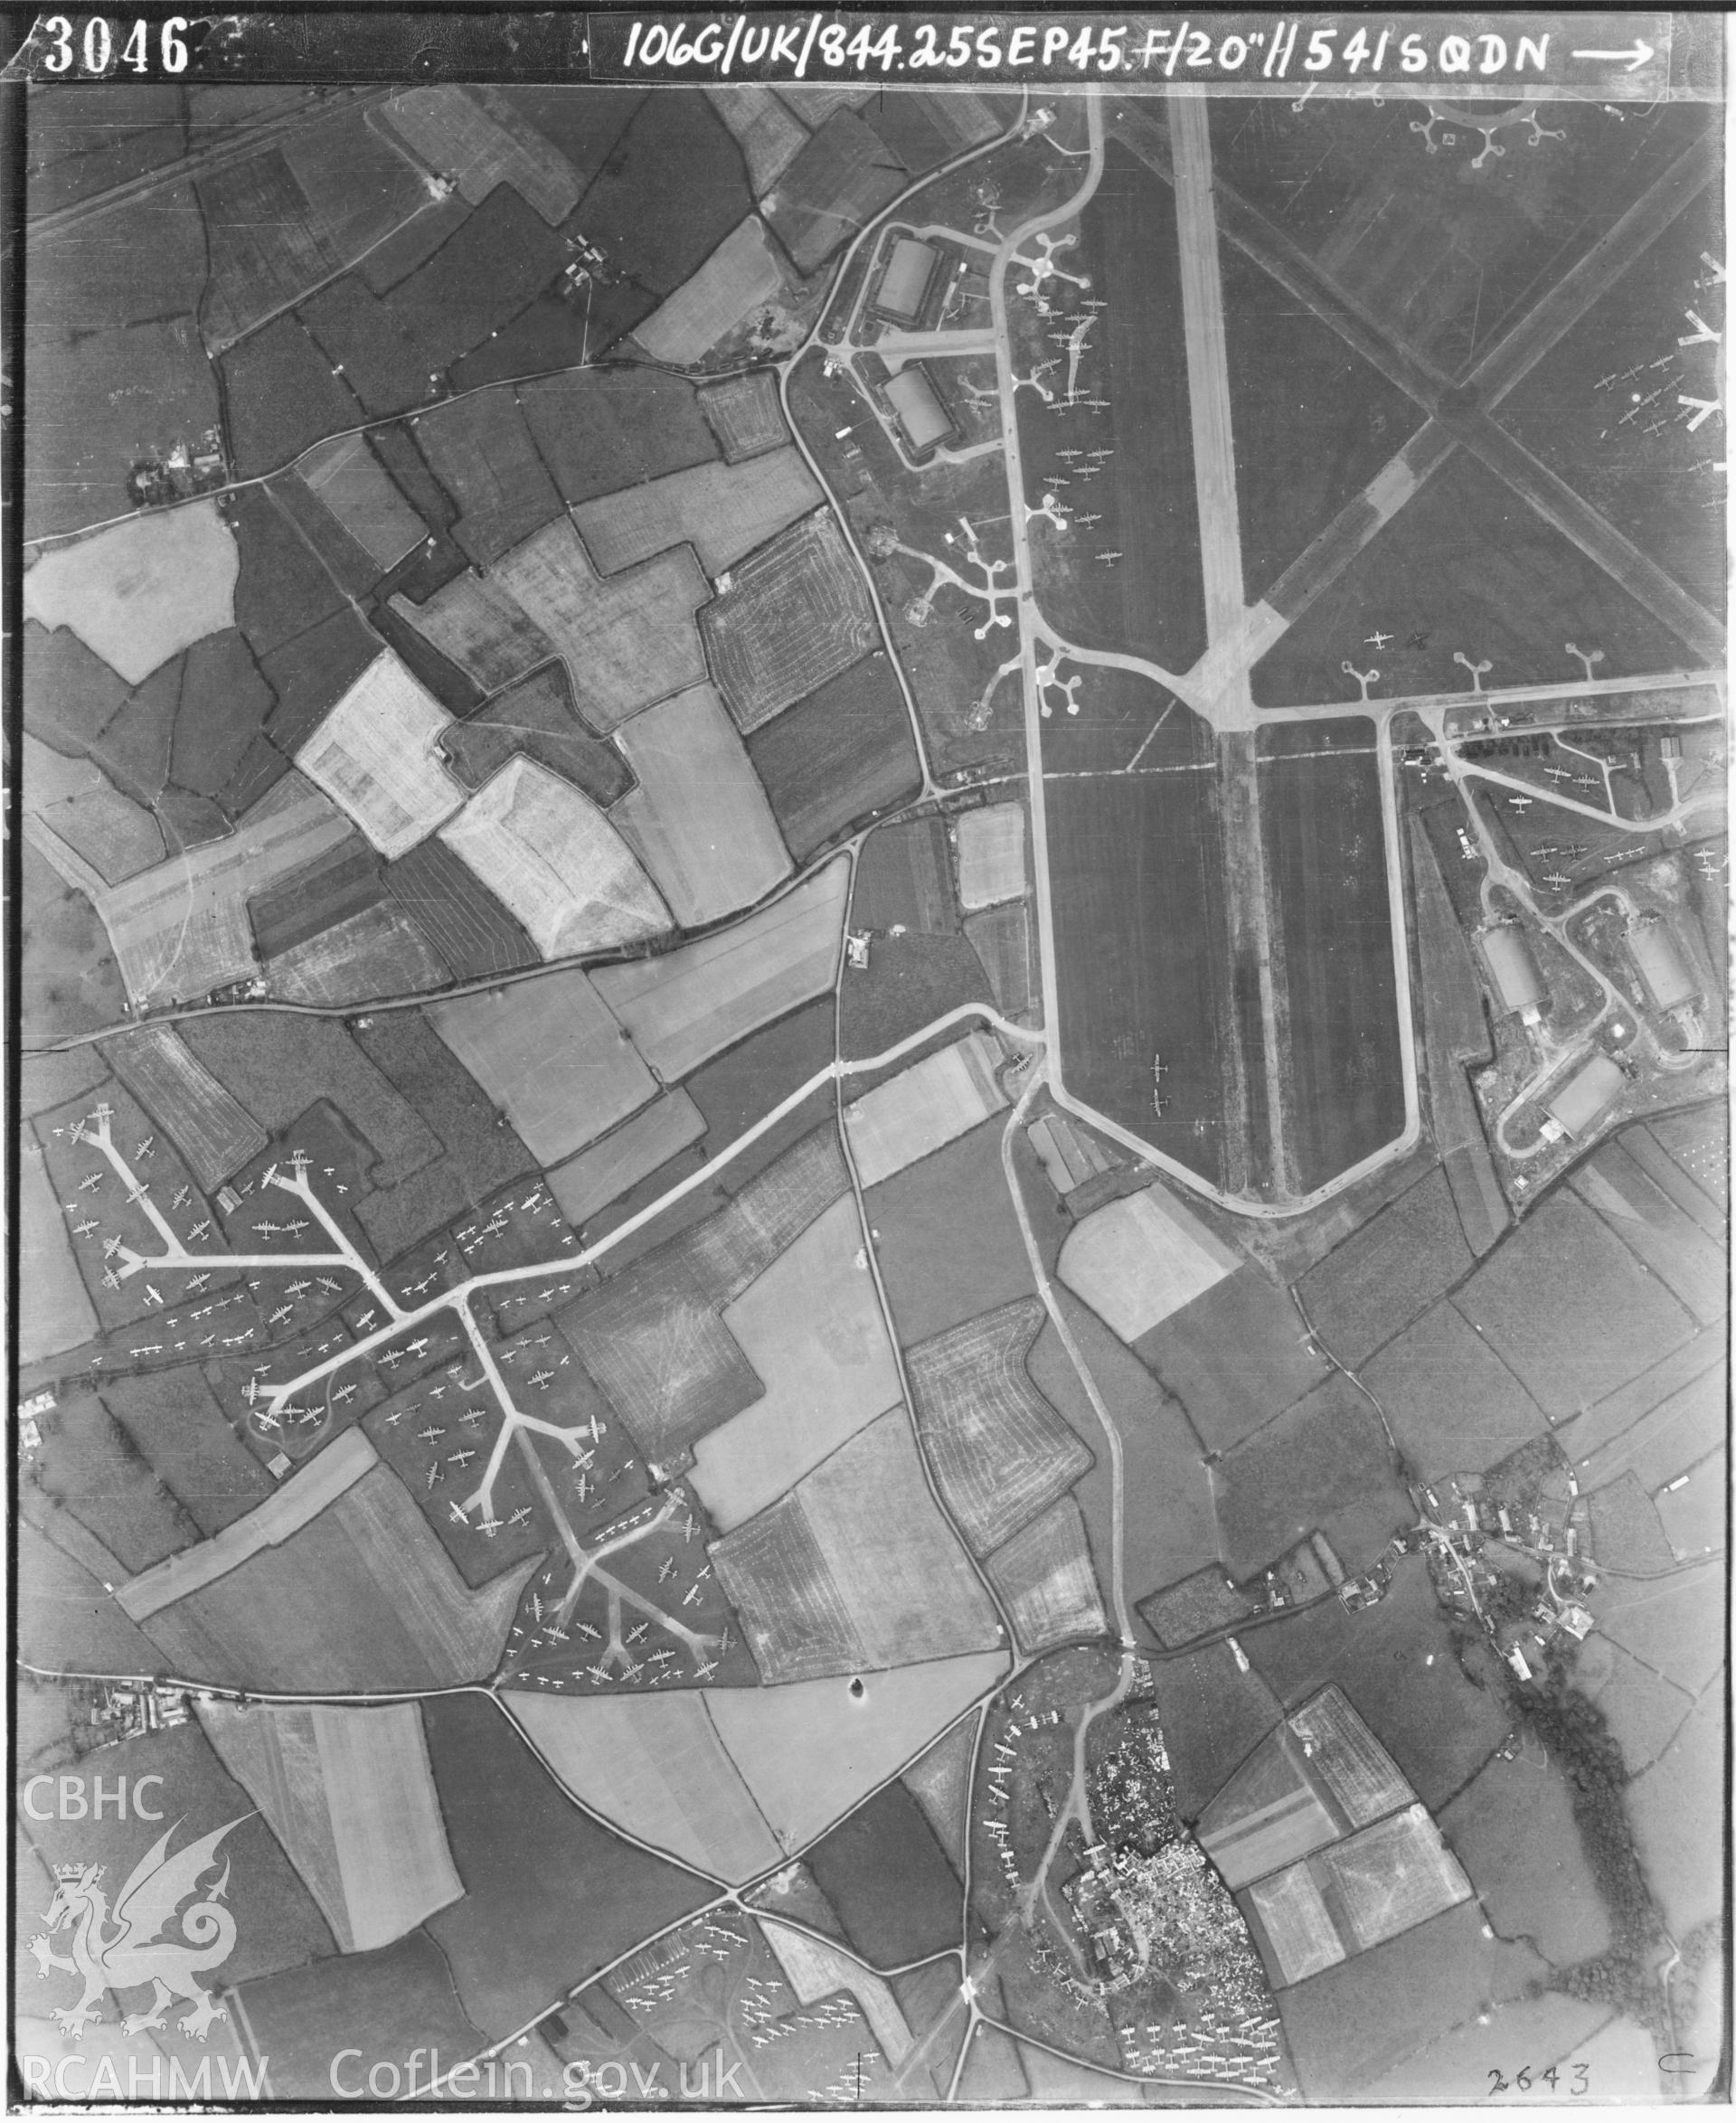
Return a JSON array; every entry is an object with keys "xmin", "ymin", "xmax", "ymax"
[
  {"xmin": 295, "ymin": 651, "xmax": 464, "ymax": 860},
  {"xmin": 873, "ymin": 236, "xmax": 939, "ymax": 325},
  {"xmin": 1625, "ymin": 915, "xmax": 1698, "ymax": 1012},
  {"xmin": 883, "ymin": 363, "xmax": 957, "ymax": 458},
  {"xmin": 1475, "ymin": 922, "xmax": 1545, "ymax": 1024},
  {"xmin": 1543, "ymin": 1051, "xmax": 1625, "ymax": 1140},
  {"xmin": 439, "ymin": 755, "xmax": 669, "ymax": 958}
]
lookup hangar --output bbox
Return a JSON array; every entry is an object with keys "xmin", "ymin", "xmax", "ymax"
[{"xmin": 883, "ymin": 363, "xmax": 958, "ymax": 458}]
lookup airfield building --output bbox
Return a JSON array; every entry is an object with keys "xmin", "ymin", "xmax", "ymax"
[
  {"xmin": 884, "ymin": 363, "xmax": 958, "ymax": 458},
  {"xmin": 1625, "ymin": 915, "xmax": 1698, "ymax": 1012},
  {"xmin": 873, "ymin": 236, "xmax": 940, "ymax": 325},
  {"xmin": 1543, "ymin": 1051, "xmax": 1625, "ymax": 1140},
  {"xmin": 1477, "ymin": 922, "xmax": 1546, "ymax": 1025}
]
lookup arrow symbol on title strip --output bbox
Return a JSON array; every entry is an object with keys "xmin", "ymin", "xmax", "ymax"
[{"xmin": 1569, "ymin": 39, "xmax": 1656, "ymax": 71}]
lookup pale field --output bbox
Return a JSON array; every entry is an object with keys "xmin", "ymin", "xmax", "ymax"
[
  {"xmin": 24, "ymin": 499, "xmax": 237, "ymax": 684},
  {"xmin": 1057, "ymin": 1183, "xmax": 1241, "ymax": 1344},
  {"xmin": 843, "ymin": 1030, "xmax": 1007, "ymax": 1189}
]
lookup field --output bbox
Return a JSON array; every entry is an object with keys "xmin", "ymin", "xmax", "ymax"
[
  {"xmin": 33, "ymin": 781, "xmax": 162, "ymax": 884},
  {"xmin": 248, "ymin": 838, "xmax": 382, "ymax": 959},
  {"xmin": 25, "ymin": 501, "xmax": 237, "ymax": 686},
  {"xmin": 745, "ymin": 650, "xmax": 921, "ymax": 858},
  {"xmin": 197, "ymin": 1699, "xmax": 464, "ymax": 1953},
  {"xmin": 170, "ymin": 629, "xmax": 278, "ymax": 805},
  {"xmin": 19, "ymin": 842, "xmax": 127, "ymax": 1037},
  {"xmin": 635, "ymin": 214, "xmax": 788, "ymax": 367},
  {"xmin": 1215, "ymin": 1373, "xmax": 1410, "ymax": 1583},
  {"xmin": 101, "ymin": 1024, "xmax": 268, "ymax": 1189},
  {"xmin": 703, "ymin": 512, "xmax": 881, "ymax": 733},
  {"xmin": 1297, "ymin": 1165, "xmax": 1474, "ymax": 1369},
  {"xmin": 681, "ymin": 1118, "xmax": 852, "ymax": 1306},
  {"xmin": 1210, "ymin": 96, "xmax": 1711, "ymax": 380},
  {"xmin": 560, "ymin": 1252, "xmax": 762, "ymax": 1463},
  {"xmin": 1220, "ymin": 241, "xmax": 1425, "ymax": 605},
  {"xmin": 868, "ymin": 1115, "xmax": 1038, "ymax": 1345},
  {"xmin": 101, "ymin": 774, "xmax": 356, "ymax": 1007},
  {"xmin": 905, "ymin": 1297, "xmax": 1090, "ymax": 1555},
  {"xmin": 1015, "ymin": 140, "xmax": 1206, "ymax": 672},
  {"xmin": 1047, "ymin": 769, "xmax": 1230, "ymax": 1183},
  {"xmin": 715, "ymin": 1410, "xmax": 1003, "ymax": 1679},
  {"xmin": 380, "ymin": 85, "xmax": 581, "ymax": 222},
  {"xmin": 562, "ymin": 90, "xmax": 755, "ymax": 297},
  {"xmin": 854, "ymin": 815, "xmax": 954, "ymax": 933},
  {"xmin": 232, "ymin": 1931, "xmax": 486, "ymax": 2101},
  {"xmin": 708, "ymin": 1649, "xmax": 1009, "ymax": 1854},
  {"xmin": 1059, "ymin": 1184, "xmax": 1240, "ymax": 1345},
  {"xmin": 1500, "ymin": 182, "xmax": 1724, "ymax": 615},
  {"xmin": 422, "ymin": 1691, "xmax": 715, "ymax": 2033},
  {"xmin": 693, "ymin": 1195, "xmax": 901, "ymax": 1529},
  {"xmin": 429, "ymin": 969, "xmax": 655, "ymax": 1166},
  {"xmin": 496, "ymin": 521, "xmax": 712, "ymax": 727},
  {"xmin": 708, "ymin": 81, "xmax": 809, "ymax": 193},
  {"xmin": 16, "ymin": 1141, "xmax": 99, "ymax": 1363},
  {"xmin": 269, "ymin": 900, "xmax": 449, "ymax": 1004},
  {"xmin": 506, "ymin": 1691, "xmax": 784, "ymax": 1884},
  {"xmin": 295, "ymin": 649, "xmax": 462, "ymax": 857},
  {"xmin": 1275, "ymin": 1899, "xmax": 1541, "ymax": 2101},
  {"xmin": 18, "ymin": 1521, "xmax": 174, "ymax": 1675},
  {"xmin": 1250, "ymin": 452, "xmax": 1703, "ymax": 711},
  {"xmin": 28, "ymin": 304, "xmax": 221, "ymax": 540},
  {"xmin": 807, "ymin": 1779, "xmax": 964, "ymax": 1965},
  {"xmin": 21, "ymin": 1718, "xmax": 336, "ymax": 1995},
  {"xmin": 764, "ymin": 109, "xmax": 908, "ymax": 272},
  {"xmin": 1626, "ymin": 1687, "xmax": 1724, "ymax": 1939},
  {"xmin": 438, "ymin": 665, "xmax": 629, "ymax": 809},
  {"xmin": 440, "ymin": 755, "xmax": 669, "ymax": 954},
  {"xmin": 844, "ymin": 1029, "xmax": 1007, "ymax": 1187},
  {"xmin": 547, "ymin": 1091, "xmax": 707, "ymax": 1226},
  {"xmin": 1247, "ymin": 1560, "xmax": 1506, "ymax": 1816},
  {"xmin": 410, "ymin": 388, "xmax": 562, "ymax": 568},
  {"xmin": 230, "ymin": 483, "xmax": 346, "ymax": 655},
  {"xmin": 685, "ymin": 996, "xmax": 835, "ymax": 1140},
  {"xmin": 1261, "ymin": 736, "xmax": 1406, "ymax": 1191},
  {"xmin": 1439, "ymin": 1751, "xmax": 1611, "ymax": 1968},
  {"xmin": 132, "ymin": 1460, "xmax": 533, "ymax": 1694},
  {"xmin": 576, "ymin": 446, "xmax": 820, "ymax": 579},
  {"xmin": 838, "ymin": 931, "xmax": 995, "ymax": 1065},
  {"xmin": 612, "ymin": 684, "xmax": 793, "ymax": 929},
  {"xmin": 517, "ymin": 367, "xmax": 720, "ymax": 505},
  {"xmin": 700, "ymin": 369, "xmax": 790, "ymax": 460},
  {"xmin": 594, "ymin": 857, "xmax": 849, "ymax": 1079},
  {"xmin": 1570, "ymin": 1137, "xmax": 1727, "ymax": 1326},
  {"xmin": 221, "ymin": 311, "xmax": 368, "ymax": 477},
  {"xmin": 1361, "ymin": 1299, "xmax": 1550, "ymax": 1480},
  {"xmin": 956, "ymin": 801, "xmax": 1025, "ymax": 911},
  {"xmin": 986, "ymin": 1496, "xmax": 1108, "ymax": 1653},
  {"xmin": 26, "ymin": 1384, "xmax": 202, "ymax": 1571},
  {"xmin": 1454, "ymin": 1191, "xmax": 1696, "ymax": 1419}
]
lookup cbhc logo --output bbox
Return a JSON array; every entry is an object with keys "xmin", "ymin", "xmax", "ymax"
[{"xmin": 24, "ymin": 1775, "xmax": 165, "ymax": 1821}]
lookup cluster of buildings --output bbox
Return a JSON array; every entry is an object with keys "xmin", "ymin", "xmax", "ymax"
[
  {"xmin": 127, "ymin": 429, "xmax": 226, "ymax": 510},
  {"xmin": 87, "ymin": 1681, "xmax": 193, "ymax": 1749},
  {"xmin": 1413, "ymin": 1476, "xmax": 1599, "ymax": 1681}
]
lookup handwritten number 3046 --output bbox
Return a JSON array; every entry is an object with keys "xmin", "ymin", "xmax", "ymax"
[
  {"xmin": 40, "ymin": 17, "xmax": 191, "ymax": 73},
  {"xmin": 1487, "ymin": 2063, "xmax": 1590, "ymax": 2096}
]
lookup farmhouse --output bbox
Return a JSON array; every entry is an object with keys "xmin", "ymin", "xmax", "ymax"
[
  {"xmin": 883, "ymin": 363, "xmax": 958, "ymax": 458},
  {"xmin": 873, "ymin": 236, "xmax": 940, "ymax": 325},
  {"xmin": 1475, "ymin": 921, "xmax": 1546, "ymax": 1024},
  {"xmin": 1543, "ymin": 1051, "xmax": 1625, "ymax": 1140}
]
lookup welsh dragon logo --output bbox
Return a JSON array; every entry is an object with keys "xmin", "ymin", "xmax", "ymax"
[{"xmin": 29, "ymin": 1816, "xmax": 245, "ymax": 2043}]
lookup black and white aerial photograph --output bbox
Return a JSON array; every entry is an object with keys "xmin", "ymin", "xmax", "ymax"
[{"xmin": 6, "ymin": 6, "xmax": 1729, "ymax": 2109}]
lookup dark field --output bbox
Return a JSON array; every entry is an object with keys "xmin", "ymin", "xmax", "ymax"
[
  {"xmin": 1251, "ymin": 451, "xmax": 1703, "ymax": 710},
  {"xmin": 1213, "ymin": 1373, "xmax": 1412, "ymax": 1582},
  {"xmin": 1046, "ymin": 769, "xmax": 1228, "ymax": 1184},
  {"xmin": 1498, "ymin": 181, "xmax": 1725, "ymax": 618},
  {"xmin": 1146, "ymin": 1640, "xmax": 1282, "ymax": 1821},
  {"xmin": 684, "ymin": 996, "xmax": 835, "ymax": 1137},
  {"xmin": 1296, "ymin": 1165, "xmax": 1473, "ymax": 1369},
  {"xmin": 382, "ymin": 837, "xmax": 539, "ymax": 981},
  {"xmin": 1245, "ymin": 1557, "xmax": 1507, "ymax": 1815},
  {"xmin": 1260, "ymin": 732, "xmax": 1406, "ymax": 1192},
  {"xmin": 1361, "ymin": 1298, "xmax": 1549, "ymax": 1482},
  {"xmin": 25, "ymin": 1387, "xmax": 200, "ymax": 1572},
  {"xmin": 451, "ymin": 278, "xmax": 657, "ymax": 392},
  {"xmin": 259, "ymin": 607, "xmax": 385, "ymax": 755},
  {"xmin": 1220, "ymin": 241, "xmax": 1424, "ymax": 602},
  {"xmin": 1018, "ymin": 141, "xmax": 1206, "ymax": 672},
  {"xmin": 21, "ymin": 843, "xmax": 127, "ymax": 1036},
  {"xmin": 422, "ymin": 1694, "xmax": 712, "ymax": 2037},
  {"xmin": 1208, "ymin": 97, "xmax": 1713, "ymax": 379},
  {"xmin": 1135, "ymin": 1261, "xmax": 1328, "ymax": 1455},
  {"xmin": 439, "ymin": 663, "xmax": 631, "ymax": 806},
  {"xmin": 866, "ymin": 1116, "xmax": 1037, "ymax": 1346},
  {"xmin": 233, "ymin": 1930, "xmax": 486, "ymax": 2101},
  {"xmin": 220, "ymin": 314, "xmax": 366, "ymax": 479},
  {"xmin": 564, "ymin": 90, "xmax": 754, "ymax": 295},
  {"xmin": 231, "ymin": 485, "xmax": 348, "ymax": 656},
  {"xmin": 413, "ymin": 389, "xmax": 562, "ymax": 570},
  {"xmin": 517, "ymin": 366, "xmax": 718, "ymax": 504},
  {"xmin": 807, "ymin": 1780, "xmax": 965, "ymax": 1966},
  {"xmin": 746, "ymin": 651, "xmax": 920, "ymax": 857},
  {"xmin": 172, "ymin": 629, "xmax": 280, "ymax": 801},
  {"xmin": 838, "ymin": 932, "xmax": 993, "ymax": 1062}
]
